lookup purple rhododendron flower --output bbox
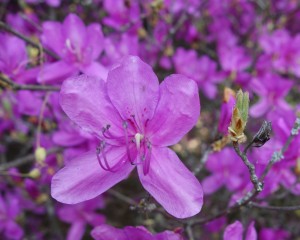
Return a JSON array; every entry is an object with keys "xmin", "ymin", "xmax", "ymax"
[
  {"xmin": 58, "ymin": 197, "xmax": 105, "ymax": 240},
  {"xmin": 259, "ymin": 227, "xmax": 290, "ymax": 240},
  {"xmin": 223, "ymin": 221, "xmax": 257, "ymax": 240},
  {"xmin": 0, "ymin": 34, "xmax": 39, "ymax": 84},
  {"xmin": 202, "ymin": 148, "xmax": 247, "ymax": 195},
  {"xmin": 39, "ymin": 13, "xmax": 107, "ymax": 84},
  {"xmin": 249, "ymin": 73, "xmax": 293, "ymax": 118},
  {"xmin": 173, "ymin": 48, "xmax": 223, "ymax": 99},
  {"xmin": 0, "ymin": 193, "xmax": 23, "ymax": 240},
  {"xmin": 51, "ymin": 56, "xmax": 203, "ymax": 218},
  {"xmin": 91, "ymin": 224, "xmax": 184, "ymax": 240}
]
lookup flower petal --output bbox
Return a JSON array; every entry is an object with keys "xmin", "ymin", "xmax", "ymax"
[
  {"xmin": 60, "ymin": 75, "xmax": 124, "ymax": 141},
  {"xmin": 41, "ymin": 21, "xmax": 64, "ymax": 56},
  {"xmin": 62, "ymin": 14, "xmax": 86, "ymax": 50},
  {"xmin": 202, "ymin": 174, "xmax": 223, "ymax": 195},
  {"xmin": 107, "ymin": 56, "xmax": 159, "ymax": 131},
  {"xmin": 81, "ymin": 62, "xmax": 108, "ymax": 80},
  {"xmin": 4, "ymin": 221, "xmax": 23, "ymax": 240},
  {"xmin": 51, "ymin": 146, "xmax": 134, "ymax": 204},
  {"xmin": 147, "ymin": 74, "xmax": 200, "ymax": 146},
  {"xmin": 66, "ymin": 222, "xmax": 86, "ymax": 240},
  {"xmin": 249, "ymin": 98, "xmax": 269, "ymax": 118},
  {"xmin": 37, "ymin": 60, "xmax": 76, "ymax": 84},
  {"xmin": 223, "ymin": 221, "xmax": 243, "ymax": 240},
  {"xmin": 91, "ymin": 225, "xmax": 127, "ymax": 240},
  {"xmin": 86, "ymin": 24, "xmax": 104, "ymax": 61},
  {"xmin": 138, "ymin": 147, "xmax": 203, "ymax": 218},
  {"xmin": 91, "ymin": 225, "xmax": 153, "ymax": 240},
  {"xmin": 246, "ymin": 221, "xmax": 257, "ymax": 240}
]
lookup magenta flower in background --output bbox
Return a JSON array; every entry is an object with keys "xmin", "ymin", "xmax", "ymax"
[
  {"xmin": 58, "ymin": 198, "xmax": 105, "ymax": 240},
  {"xmin": 259, "ymin": 29, "xmax": 300, "ymax": 77},
  {"xmin": 102, "ymin": 0, "xmax": 140, "ymax": 31},
  {"xmin": 91, "ymin": 224, "xmax": 183, "ymax": 240},
  {"xmin": 26, "ymin": 0, "xmax": 61, "ymax": 7},
  {"xmin": 51, "ymin": 56, "xmax": 203, "ymax": 218},
  {"xmin": 6, "ymin": 12, "xmax": 40, "ymax": 35},
  {"xmin": 0, "ymin": 34, "xmax": 39, "ymax": 84},
  {"xmin": 202, "ymin": 148, "xmax": 247, "ymax": 195},
  {"xmin": 103, "ymin": 33, "xmax": 139, "ymax": 66},
  {"xmin": 39, "ymin": 13, "xmax": 107, "ymax": 84},
  {"xmin": 249, "ymin": 73, "xmax": 293, "ymax": 118},
  {"xmin": 0, "ymin": 193, "xmax": 23, "ymax": 240},
  {"xmin": 218, "ymin": 45, "xmax": 251, "ymax": 74},
  {"xmin": 173, "ymin": 48, "xmax": 223, "ymax": 99},
  {"xmin": 223, "ymin": 221, "xmax": 257, "ymax": 240},
  {"xmin": 259, "ymin": 227, "xmax": 290, "ymax": 240}
]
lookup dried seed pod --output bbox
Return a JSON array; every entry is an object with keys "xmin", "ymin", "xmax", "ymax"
[{"xmin": 252, "ymin": 121, "xmax": 272, "ymax": 147}]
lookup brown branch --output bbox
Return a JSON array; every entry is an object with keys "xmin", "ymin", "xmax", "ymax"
[
  {"xmin": 0, "ymin": 21, "xmax": 60, "ymax": 60},
  {"xmin": 187, "ymin": 117, "xmax": 300, "ymax": 227},
  {"xmin": 0, "ymin": 75, "xmax": 60, "ymax": 91},
  {"xmin": 233, "ymin": 142, "xmax": 262, "ymax": 192},
  {"xmin": 250, "ymin": 202, "xmax": 300, "ymax": 211}
]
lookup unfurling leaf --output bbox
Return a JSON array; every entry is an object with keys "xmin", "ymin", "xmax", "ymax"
[{"xmin": 228, "ymin": 89, "xmax": 249, "ymax": 143}]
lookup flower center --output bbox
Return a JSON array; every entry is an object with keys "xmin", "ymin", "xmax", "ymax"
[{"xmin": 96, "ymin": 120, "xmax": 152, "ymax": 175}]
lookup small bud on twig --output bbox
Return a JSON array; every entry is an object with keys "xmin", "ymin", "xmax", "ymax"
[{"xmin": 252, "ymin": 121, "xmax": 272, "ymax": 147}]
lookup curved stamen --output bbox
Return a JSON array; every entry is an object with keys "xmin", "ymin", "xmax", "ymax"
[
  {"xmin": 123, "ymin": 121, "xmax": 135, "ymax": 165},
  {"xmin": 96, "ymin": 142, "xmax": 126, "ymax": 172},
  {"xmin": 101, "ymin": 141, "xmax": 113, "ymax": 171},
  {"xmin": 96, "ymin": 143, "xmax": 111, "ymax": 171},
  {"xmin": 143, "ymin": 141, "xmax": 152, "ymax": 175}
]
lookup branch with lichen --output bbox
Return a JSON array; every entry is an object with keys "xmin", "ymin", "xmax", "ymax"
[{"xmin": 0, "ymin": 75, "xmax": 60, "ymax": 92}]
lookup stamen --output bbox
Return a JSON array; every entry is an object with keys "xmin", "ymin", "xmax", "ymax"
[
  {"xmin": 123, "ymin": 121, "xmax": 135, "ymax": 165},
  {"xmin": 102, "ymin": 125, "xmax": 115, "ymax": 139},
  {"xmin": 96, "ymin": 143, "xmax": 111, "ymax": 171},
  {"xmin": 96, "ymin": 141, "xmax": 125, "ymax": 172},
  {"xmin": 143, "ymin": 141, "xmax": 152, "ymax": 175}
]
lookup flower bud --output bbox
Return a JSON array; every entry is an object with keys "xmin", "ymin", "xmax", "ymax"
[
  {"xmin": 35, "ymin": 147, "xmax": 46, "ymax": 163},
  {"xmin": 28, "ymin": 168, "xmax": 41, "ymax": 179}
]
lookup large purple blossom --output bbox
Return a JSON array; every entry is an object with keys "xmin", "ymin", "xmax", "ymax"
[{"xmin": 51, "ymin": 56, "xmax": 203, "ymax": 218}]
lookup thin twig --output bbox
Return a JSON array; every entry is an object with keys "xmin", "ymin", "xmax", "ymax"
[
  {"xmin": 0, "ymin": 21, "xmax": 60, "ymax": 60},
  {"xmin": 233, "ymin": 142, "xmax": 262, "ymax": 192},
  {"xmin": 186, "ymin": 224, "xmax": 195, "ymax": 240},
  {"xmin": 45, "ymin": 197, "xmax": 64, "ymax": 240},
  {"xmin": 0, "ymin": 147, "xmax": 62, "ymax": 171},
  {"xmin": 108, "ymin": 189, "xmax": 137, "ymax": 206},
  {"xmin": 250, "ymin": 202, "xmax": 300, "ymax": 211},
  {"xmin": 188, "ymin": 189, "xmax": 258, "ymax": 225},
  {"xmin": 260, "ymin": 117, "xmax": 300, "ymax": 181},
  {"xmin": 0, "ymin": 75, "xmax": 60, "ymax": 91},
  {"xmin": 193, "ymin": 147, "xmax": 211, "ymax": 175},
  {"xmin": 188, "ymin": 117, "xmax": 300, "ymax": 226}
]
